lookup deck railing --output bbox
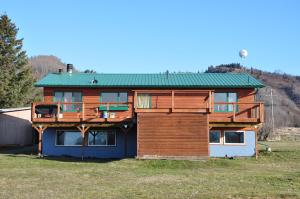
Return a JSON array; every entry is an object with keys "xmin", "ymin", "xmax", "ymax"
[
  {"xmin": 32, "ymin": 95, "xmax": 264, "ymax": 124},
  {"xmin": 31, "ymin": 102, "xmax": 132, "ymax": 123},
  {"xmin": 211, "ymin": 102, "xmax": 264, "ymax": 123}
]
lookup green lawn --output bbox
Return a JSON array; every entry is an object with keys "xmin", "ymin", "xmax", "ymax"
[{"xmin": 0, "ymin": 141, "xmax": 299, "ymax": 199}]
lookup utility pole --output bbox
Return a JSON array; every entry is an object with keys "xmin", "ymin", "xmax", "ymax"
[
  {"xmin": 265, "ymin": 88, "xmax": 276, "ymax": 136},
  {"xmin": 270, "ymin": 89, "xmax": 275, "ymax": 134}
]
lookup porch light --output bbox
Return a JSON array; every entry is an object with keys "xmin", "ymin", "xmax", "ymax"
[{"xmin": 123, "ymin": 124, "xmax": 128, "ymax": 129}]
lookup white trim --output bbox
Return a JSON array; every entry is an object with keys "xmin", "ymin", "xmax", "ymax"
[
  {"xmin": 55, "ymin": 129, "xmax": 83, "ymax": 147},
  {"xmin": 87, "ymin": 130, "xmax": 117, "ymax": 147},
  {"xmin": 209, "ymin": 130, "xmax": 222, "ymax": 144},
  {"xmin": 224, "ymin": 130, "xmax": 246, "ymax": 145}
]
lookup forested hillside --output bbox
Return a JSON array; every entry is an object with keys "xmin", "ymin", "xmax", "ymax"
[
  {"xmin": 207, "ymin": 64, "xmax": 300, "ymax": 139},
  {"xmin": 29, "ymin": 55, "xmax": 67, "ymax": 79}
]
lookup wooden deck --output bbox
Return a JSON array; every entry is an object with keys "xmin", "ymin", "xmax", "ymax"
[{"xmin": 32, "ymin": 89, "xmax": 264, "ymax": 124}]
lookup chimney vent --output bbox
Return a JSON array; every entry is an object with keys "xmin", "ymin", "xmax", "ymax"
[{"xmin": 67, "ymin": 64, "xmax": 73, "ymax": 73}]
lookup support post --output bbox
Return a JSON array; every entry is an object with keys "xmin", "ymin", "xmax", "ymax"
[
  {"xmin": 33, "ymin": 125, "xmax": 47, "ymax": 157},
  {"xmin": 121, "ymin": 124, "xmax": 131, "ymax": 158},
  {"xmin": 255, "ymin": 128, "xmax": 259, "ymax": 160},
  {"xmin": 77, "ymin": 125, "xmax": 91, "ymax": 160}
]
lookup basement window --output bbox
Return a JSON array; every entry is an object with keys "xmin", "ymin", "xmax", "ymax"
[
  {"xmin": 88, "ymin": 130, "xmax": 116, "ymax": 146},
  {"xmin": 224, "ymin": 131, "xmax": 245, "ymax": 144},
  {"xmin": 56, "ymin": 130, "xmax": 83, "ymax": 146},
  {"xmin": 209, "ymin": 131, "xmax": 221, "ymax": 144}
]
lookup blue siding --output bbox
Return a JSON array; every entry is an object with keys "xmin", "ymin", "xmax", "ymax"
[
  {"xmin": 42, "ymin": 128, "xmax": 137, "ymax": 158},
  {"xmin": 209, "ymin": 131, "xmax": 256, "ymax": 157}
]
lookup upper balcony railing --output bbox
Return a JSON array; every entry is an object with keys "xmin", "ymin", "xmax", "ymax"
[
  {"xmin": 210, "ymin": 102, "xmax": 264, "ymax": 123},
  {"xmin": 32, "ymin": 90, "xmax": 264, "ymax": 124},
  {"xmin": 31, "ymin": 102, "xmax": 133, "ymax": 123}
]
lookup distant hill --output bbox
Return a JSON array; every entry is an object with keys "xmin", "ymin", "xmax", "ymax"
[
  {"xmin": 29, "ymin": 55, "xmax": 68, "ymax": 79},
  {"xmin": 206, "ymin": 64, "xmax": 300, "ymax": 139}
]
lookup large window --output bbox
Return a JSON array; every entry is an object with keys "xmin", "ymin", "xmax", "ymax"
[
  {"xmin": 100, "ymin": 92, "xmax": 128, "ymax": 110},
  {"xmin": 56, "ymin": 130, "xmax": 83, "ymax": 146},
  {"xmin": 209, "ymin": 131, "xmax": 221, "ymax": 144},
  {"xmin": 88, "ymin": 130, "xmax": 116, "ymax": 146},
  {"xmin": 54, "ymin": 91, "xmax": 82, "ymax": 112},
  {"xmin": 224, "ymin": 131, "xmax": 245, "ymax": 144},
  {"xmin": 214, "ymin": 92, "xmax": 237, "ymax": 112}
]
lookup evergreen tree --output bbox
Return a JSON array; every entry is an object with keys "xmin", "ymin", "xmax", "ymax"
[{"xmin": 0, "ymin": 14, "xmax": 34, "ymax": 108}]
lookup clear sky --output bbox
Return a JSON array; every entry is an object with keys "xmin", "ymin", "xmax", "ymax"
[{"xmin": 1, "ymin": 0, "xmax": 299, "ymax": 74}]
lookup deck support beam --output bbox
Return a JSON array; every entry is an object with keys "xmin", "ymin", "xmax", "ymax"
[
  {"xmin": 120, "ymin": 123, "xmax": 133, "ymax": 158},
  {"xmin": 77, "ymin": 125, "xmax": 91, "ymax": 160},
  {"xmin": 32, "ymin": 125, "xmax": 47, "ymax": 157}
]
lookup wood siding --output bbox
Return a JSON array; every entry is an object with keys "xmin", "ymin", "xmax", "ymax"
[
  {"xmin": 147, "ymin": 92, "xmax": 209, "ymax": 109},
  {"xmin": 137, "ymin": 113, "xmax": 209, "ymax": 158}
]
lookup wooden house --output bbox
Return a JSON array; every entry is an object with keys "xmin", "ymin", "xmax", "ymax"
[{"xmin": 32, "ymin": 65, "xmax": 264, "ymax": 159}]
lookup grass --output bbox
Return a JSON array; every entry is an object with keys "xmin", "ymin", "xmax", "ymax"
[{"xmin": 0, "ymin": 141, "xmax": 299, "ymax": 199}]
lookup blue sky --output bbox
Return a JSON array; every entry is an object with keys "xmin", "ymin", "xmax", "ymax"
[{"xmin": 1, "ymin": 0, "xmax": 299, "ymax": 74}]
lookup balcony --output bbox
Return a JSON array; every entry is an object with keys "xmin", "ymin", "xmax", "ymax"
[
  {"xmin": 31, "ymin": 92, "xmax": 264, "ymax": 125},
  {"xmin": 210, "ymin": 102, "xmax": 264, "ymax": 123},
  {"xmin": 31, "ymin": 102, "xmax": 133, "ymax": 123}
]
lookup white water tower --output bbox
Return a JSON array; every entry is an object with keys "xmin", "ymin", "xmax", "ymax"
[{"xmin": 239, "ymin": 49, "xmax": 248, "ymax": 58}]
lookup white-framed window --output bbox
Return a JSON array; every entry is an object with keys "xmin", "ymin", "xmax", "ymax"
[
  {"xmin": 224, "ymin": 131, "xmax": 245, "ymax": 144},
  {"xmin": 88, "ymin": 130, "xmax": 116, "ymax": 146},
  {"xmin": 56, "ymin": 130, "xmax": 83, "ymax": 146},
  {"xmin": 209, "ymin": 130, "xmax": 221, "ymax": 144}
]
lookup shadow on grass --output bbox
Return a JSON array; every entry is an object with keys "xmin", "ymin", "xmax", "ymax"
[
  {"xmin": 2, "ymin": 153, "xmax": 125, "ymax": 163},
  {"xmin": 0, "ymin": 145, "xmax": 129, "ymax": 163},
  {"xmin": 41, "ymin": 156, "xmax": 123, "ymax": 163},
  {"xmin": 0, "ymin": 146, "xmax": 127, "ymax": 163},
  {"xmin": 0, "ymin": 145, "xmax": 35, "ymax": 155}
]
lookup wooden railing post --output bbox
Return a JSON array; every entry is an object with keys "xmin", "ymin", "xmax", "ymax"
[
  {"xmin": 171, "ymin": 90, "xmax": 175, "ymax": 112},
  {"xmin": 57, "ymin": 102, "xmax": 60, "ymax": 121},
  {"xmin": 134, "ymin": 91, "xmax": 138, "ymax": 109},
  {"xmin": 82, "ymin": 102, "xmax": 85, "ymax": 121},
  {"xmin": 209, "ymin": 91, "xmax": 212, "ymax": 113},
  {"xmin": 233, "ymin": 102, "xmax": 236, "ymax": 122}
]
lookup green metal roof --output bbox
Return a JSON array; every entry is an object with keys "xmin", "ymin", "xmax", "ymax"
[{"xmin": 35, "ymin": 72, "xmax": 264, "ymax": 88}]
